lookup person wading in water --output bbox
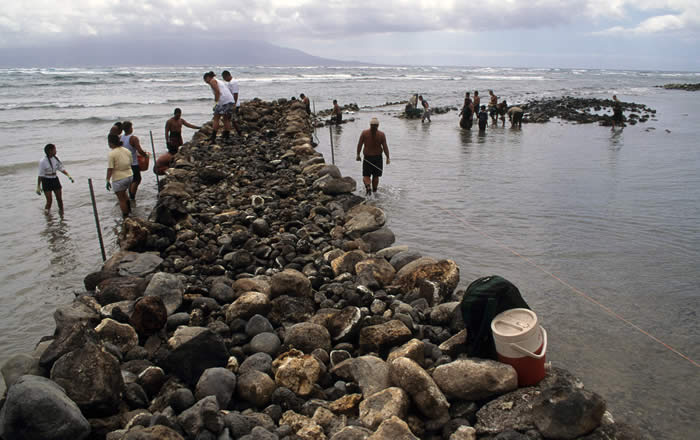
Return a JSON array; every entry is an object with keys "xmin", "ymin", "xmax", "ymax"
[
  {"xmin": 356, "ymin": 117, "xmax": 390, "ymax": 196},
  {"xmin": 37, "ymin": 143, "xmax": 74, "ymax": 215}
]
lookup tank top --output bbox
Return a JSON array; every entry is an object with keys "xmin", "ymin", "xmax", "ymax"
[
  {"xmin": 216, "ymin": 79, "xmax": 234, "ymax": 105},
  {"xmin": 121, "ymin": 134, "xmax": 138, "ymax": 166}
]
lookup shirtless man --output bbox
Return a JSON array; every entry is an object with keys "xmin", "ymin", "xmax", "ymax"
[
  {"xmin": 165, "ymin": 108, "xmax": 200, "ymax": 149},
  {"xmin": 300, "ymin": 93, "xmax": 311, "ymax": 114},
  {"xmin": 473, "ymin": 91, "xmax": 481, "ymax": 119},
  {"xmin": 459, "ymin": 92, "xmax": 473, "ymax": 129},
  {"xmin": 332, "ymin": 99, "xmax": 343, "ymax": 125},
  {"xmin": 203, "ymin": 71, "xmax": 234, "ymax": 142},
  {"xmin": 221, "ymin": 71, "xmax": 243, "ymax": 136},
  {"xmin": 419, "ymin": 95, "xmax": 431, "ymax": 122},
  {"xmin": 488, "ymin": 90, "xmax": 498, "ymax": 125},
  {"xmin": 356, "ymin": 117, "xmax": 390, "ymax": 196}
]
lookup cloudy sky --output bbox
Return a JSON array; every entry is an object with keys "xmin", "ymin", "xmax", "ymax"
[{"xmin": 1, "ymin": 0, "xmax": 698, "ymax": 70}]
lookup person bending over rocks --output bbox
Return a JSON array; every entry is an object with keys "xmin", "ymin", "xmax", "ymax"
[
  {"xmin": 356, "ymin": 117, "xmax": 390, "ymax": 196},
  {"xmin": 165, "ymin": 108, "xmax": 200, "ymax": 149},
  {"xmin": 508, "ymin": 106, "xmax": 524, "ymax": 128},
  {"xmin": 154, "ymin": 142, "xmax": 179, "ymax": 176},
  {"xmin": 203, "ymin": 71, "xmax": 235, "ymax": 143}
]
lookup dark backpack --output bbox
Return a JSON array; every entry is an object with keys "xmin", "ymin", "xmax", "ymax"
[{"xmin": 460, "ymin": 275, "xmax": 530, "ymax": 359}]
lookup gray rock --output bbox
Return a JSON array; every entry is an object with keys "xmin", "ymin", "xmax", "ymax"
[
  {"xmin": 284, "ymin": 322, "xmax": 331, "ymax": 353},
  {"xmin": 246, "ymin": 314, "xmax": 275, "ymax": 337},
  {"xmin": 224, "ymin": 411, "xmax": 254, "ymax": 438},
  {"xmin": 168, "ymin": 387, "xmax": 196, "ymax": 414},
  {"xmin": 315, "ymin": 175, "xmax": 357, "ymax": 195},
  {"xmin": 40, "ymin": 323, "xmax": 99, "ymax": 369},
  {"xmin": 0, "ymin": 375, "xmax": 90, "ymax": 440},
  {"xmin": 367, "ymin": 416, "xmax": 419, "ymax": 440},
  {"xmin": 330, "ymin": 426, "xmax": 373, "ymax": 440},
  {"xmin": 96, "ymin": 276, "xmax": 149, "ymax": 306},
  {"xmin": 361, "ymin": 227, "xmax": 395, "ymax": 252},
  {"xmin": 210, "ymin": 283, "xmax": 237, "ymax": 305},
  {"xmin": 143, "ymin": 272, "xmax": 185, "ymax": 315},
  {"xmin": 250, "ymin": 332, "xmax": 282, "ymax": 356},
  {"xmin": 53, "ymin": 298, "xmax": 101, "ymax": 330},
  {"xmin": 344, "ymin": 205, "xmax": 386, "ymax": 237},
  {"xmin": 122, "ymin": 425, "xmax": 185, "ymax": 439},
  {"xmin": 1, "ymin": 354, "xmax": 42, "ymax": 389},
  {"xmin": 239, "ymin": 352, "xmax": 273, "ymax": 375},
  {"xmin": 164, "ymin": 327, "xmax": 229, "ymax": 386},
  {"xmin": 432, "ymin": 359, "xmax": 517, "ymax": 401},
  {"xmin": 389, "ymin": 251, "xmax": 422, "ymax": 271},
  {"xmin": 249, "ymin": 425, "xmax": 278, "ymax": 439},
  {"xmin": 429, "ymin": 302, "xmax": 460, "ymax": 325},
  {"xmin": 237, "ymin": 371, "xmax": 276, "ymax": 407},
  {"xmin": 108, "ymin": 251, "xmax": 163, "ymax": 277},
  {"xmin": 195, "ymin": 367, "xmax": 237, "ymax": 408},
  {"xmin": 167, "ymin": 312, "xmax": 191, "ymax": 330},
  {"xmin": 270, "ymin": 269, "xmax": 312, "ymax": 299},
  {"xmin": 177, "ymin": 395, "xmax": 224, "ymax": 437},
  {"xmin": 359, "ymin": 387, "xmax": 410, "ymax": 430},
  {"xmin": 50, "ymin": 341, "xmax": 124, "ymax": 416},
  {"xmin": 330, "ymin": 356, "xmax": 391, "ymax": 398},
  {"xmin": 226, "ymin": 292, "xmax": 271, "ymax": 321},
  {"xmin": 389, "ymin": 357, "xmax": 449, "ymax": 420},
  {"xmin": 531, "ymin": 386, "xmax": 606, "ymax": 439}
]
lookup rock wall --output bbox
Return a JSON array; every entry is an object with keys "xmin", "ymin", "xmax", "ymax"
[{"xmin": 0, "ymin": 98, "xmax": 649, "ymax": 440}]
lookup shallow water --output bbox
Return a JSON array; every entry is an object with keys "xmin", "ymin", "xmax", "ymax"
[{"xmin": 0, "ymin": 66, "xmax": 698, "ymax": 438}]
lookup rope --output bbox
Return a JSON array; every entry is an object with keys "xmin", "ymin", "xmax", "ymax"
[{"xmin": 433, "ymin": 204, "xmax": 699, "ymax": 368}]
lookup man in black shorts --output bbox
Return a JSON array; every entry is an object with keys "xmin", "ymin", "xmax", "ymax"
[{"xmin": 356, "ymin": 117, "xmax": 390, "ymax": 196}]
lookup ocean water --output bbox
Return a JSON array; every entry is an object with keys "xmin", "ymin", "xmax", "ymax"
[{"xmin": 1, "ymin": 66, "xmax": 698, "ymax": 438}]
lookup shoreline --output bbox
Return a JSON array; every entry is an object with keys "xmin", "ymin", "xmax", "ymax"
[{"xmin": 0, "ymin": 99, "xmax": 651, "ymax": 439}]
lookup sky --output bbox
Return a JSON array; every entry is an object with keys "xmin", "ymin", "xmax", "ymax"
[{"xmin": 1, "ymin": 0, "xmax": 699, "ymax": 70}]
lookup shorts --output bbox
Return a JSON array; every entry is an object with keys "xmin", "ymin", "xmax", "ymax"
[
  {"xmin": 169, "ymin": 132, "xmax": 183, "ymax": 148},
  {"xmin": 362, "ymin": 155, "xmax": 383, "ymax": 177},
  {"xmin": 613, "ymin": 109, "xmax": 623, "ymax": 123},
  {"xmin": 131, "ymin": 165, "xmax": 142, "ymax": 184},
  {"xmin": 489, "ymin": 106, "xmax": 497, "ymax": 117},
  {"xmin": 214, "ymin": 102, "xmax": 234, "ymax": 116},
  {"xmin": 41, "ymin": 176, "xmax": 61, "ymax": 192},
  {"xmin": 112, "ymin": 176, "xmax": 133, "ymax": 193},
  {"xmin": 231, "ymin": 106, "xmax": 240, "ymax": 120},
  {"xmin": 512, "ymin": 112, "xmax": 523, "ymax": 124}
]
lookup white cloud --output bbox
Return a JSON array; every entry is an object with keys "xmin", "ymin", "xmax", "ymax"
[{"xmin": 0, "ymin": 0, "xmax": 698, "ymax": 48}]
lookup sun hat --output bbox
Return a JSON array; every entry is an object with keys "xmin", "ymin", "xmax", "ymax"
[{"xmin": 370, "ymin": 117, "xmax": 379, "ymax": 126}]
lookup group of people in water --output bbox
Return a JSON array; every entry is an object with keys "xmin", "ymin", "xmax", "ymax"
[{"xmin": 458, "ymin": 89, "xmax": 523, "ymax": 130}]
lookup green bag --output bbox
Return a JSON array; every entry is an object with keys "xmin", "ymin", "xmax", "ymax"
[{"xmin": 460, "ymin": 275, "xmax": 531, "ymax": 359}]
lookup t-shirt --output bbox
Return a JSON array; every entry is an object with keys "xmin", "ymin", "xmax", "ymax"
[
  {"xmin": 225, "ymin": 80, "xmax": 241, "ymax": 107},
  {"xmin": 215, "ymin": 79, "xmax": 234, "ymax": 105},
  {"xmin": 121, "ymin": 134, "xmax": 138, "ymax": 166},
  {"xmin": 38, "ymin": 156, "xmax": 65, "ymax": 178},
  {"xmin": 108, "ymin": 147, "xmax": 134, "ymax": 181}
]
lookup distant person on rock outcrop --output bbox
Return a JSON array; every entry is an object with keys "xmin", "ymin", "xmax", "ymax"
[
  {"xmin": 332, "ymin": 99, "xmax": 343, "ymax": 125},
  {"xmin": 154, "ymin": 143, "xmax": 179, "ymax": 176},
  {"xmin": 419, "ymin": 95, "xmax": 431, "ymax": 122},
  {"xmin": 300, "ymin": 93, "xmax": 311, "ymax": 114},
  {"xmin": 203, "ymin": 71, "xmax": 234, "ymax": 143},
  {"xmin": 356, "ymin": 117, "xmax": 390, "ymax": 196},
  {"xmin": 611, "ymin": 95, "xmax": 624, "ymax": 130},
  {"xmin": 221, "ymin": 70, "xmax": 243, "ymax": 136},
  {"xmin": 165, "ymin": 108, "xmax": 200, "ymax": 149},
  {"xmin": 508, "ymin": 106, "xmax": 524, "ymax": 128}
]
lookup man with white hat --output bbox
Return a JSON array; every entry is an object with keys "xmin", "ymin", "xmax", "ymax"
[{"xmin": 356, "ymin": 117, "xmax": 390, "ymax": 196}]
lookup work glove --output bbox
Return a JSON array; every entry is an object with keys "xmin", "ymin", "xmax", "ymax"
[{"xmin": 106, "ymin": 181, "xmax": 112, "ymax": 191}]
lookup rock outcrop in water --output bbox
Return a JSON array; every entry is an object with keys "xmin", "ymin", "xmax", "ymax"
[
  {"xmin": 659, "ymin": 83, "xmax": 700, "ymax": 91},
  {"xmin": 0, "ymin": 98, "xmax": 649, "ymax": 440},
  {"xmin": 518, "ymin": 97, "xmax": 656, "ymax": 126}
]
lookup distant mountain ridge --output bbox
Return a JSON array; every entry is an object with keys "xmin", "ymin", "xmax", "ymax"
[{"xmin": 0, "ymin": 39, "xmax": 364, "ymax": 68}]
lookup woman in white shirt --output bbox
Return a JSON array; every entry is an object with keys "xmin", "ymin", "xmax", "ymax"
[{"xmin": 36, "ymin": 143, "xmax": 74, "ymax": 214}]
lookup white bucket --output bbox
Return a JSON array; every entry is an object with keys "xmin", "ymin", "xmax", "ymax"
[{"xmin": 491, "ymin": 308, "xmax": 547, "ymax": 386}]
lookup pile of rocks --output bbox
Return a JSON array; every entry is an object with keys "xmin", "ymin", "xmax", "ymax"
[
  {"xmin": 519, "ymin": 97, "xmax": 656, "ymax": 125},
  {"xmin": 659, "ymin": 83, "xmax": 700, "ymax": 91},
  {"xmin": 0, "ymin": 99, "xmax": 646, "ymax": 440}
]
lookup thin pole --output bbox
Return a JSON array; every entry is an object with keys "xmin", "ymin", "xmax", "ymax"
[
  {"xmin": 329, "ymin": 124, "xmax": 335, "ymax": 165},
  {"xmin": 312, "ymin": 100, "xmax": 316, "ymax": 114},
  {"xmin": 88, "ymin": 178, "xmax": 106, "ymax": 262},
  {"xmin": 149, "ymin": 130, "xmax": 159, "ymax": 192}
]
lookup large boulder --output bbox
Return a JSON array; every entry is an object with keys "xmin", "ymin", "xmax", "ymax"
[
  {"xmin": 39, "ymin": 323, "xmax": 98, "ymax": 370},
  {"xmin": 96, "ymin": 276, "xmax": 149, "ymax": 306},
  {"xmin": 389, "ymin": 357, "xmax": 449, "ymax": 421},
  {"xmin": 315, "ymin": 175, "xmax": 357, "ymax": 195},
  {"xmin": 358, "ymin": 320, "xmax": 412, "ymax": 354},
  {"xmin": 102, "ymin": 251, "xmax": 163, "ymax": 278},
  {"xmin": 330, "ymin": 356, "xmax": 390, "ymax": 398},
  {"xmin": 195, "ymin": 367, "xmax": 237, "ymax": 409},
  {"xmin": 143, "ymin": 272, "xmax": 184, "ymax": 315},
  {"xmin": 272, "ymin": 349, "xmax": 322, "ymax": 397},
  {"xmin": 1, "ymin": 354, "xmax": 42, "ymax": 389},
  {"xmin": 270, "ymin": 269, "xmax": 312, "ymax": 298},
  {"xmin": 53, "ymin": 298, "xmax": 101, "ymax": 330},
  {"xmin": 432, "ymin": 359, "xmax": 518, "ymax": 401},
  {"xmin": 163, "ymin": 327, "xmax": 228, "ymax": 386},
  {"xmin": 284, "ymin": 322, "xmax": 331, "ymax": 353},
  {"xmin": 50, "ymin": 342, "xmax": 124, "ymax": 416},
  {"xmin": 344, "ymin": 205, "xmax": 386, "ymax": 237},
  {"xmin": 355, "ymin": 258, "xmax": 396, "ymax": 287},
  {"xmin": 360, "ymin": 227, "xmax": 396, "ymax": 252},
  {"xmin": 358, "ymin": 387, "xmax": 410, "ymax": 430},
  {"xmin": 0, "ymin": 375, "xmax": 90, "ymax": 440}
]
